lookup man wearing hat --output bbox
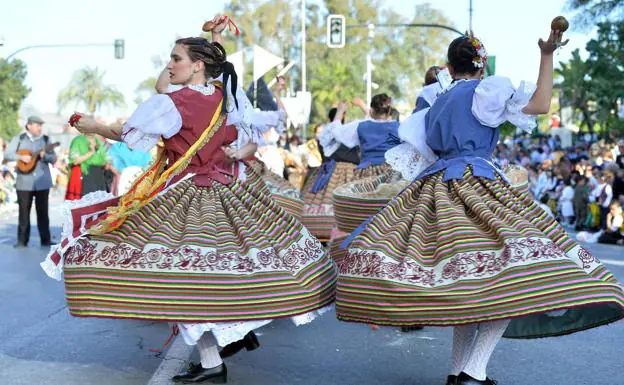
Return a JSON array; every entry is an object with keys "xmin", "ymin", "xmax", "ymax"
[{"xmin": 4, "ymin": 116, "xmax": 57, "ymax": 248}]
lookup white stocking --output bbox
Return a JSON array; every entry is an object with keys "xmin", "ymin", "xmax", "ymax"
[
  {"xmin": 462, "ymin": 319, "xmax": 510, "ymax": 381},
  {"xmin": 452, "ymin": 324, "xmax": 478, "ymax": 376},
  {"xmin": 196, "ymin": 332, "xmax": 223, "ymax": 369}
]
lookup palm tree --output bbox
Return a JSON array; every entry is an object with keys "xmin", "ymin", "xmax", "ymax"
[
  {"xmin": 57, "ymin": 67, "xmax": 125, "ymax": 114},
  {"xmin": 555, "ymin": 49, "xmax": 595, "ymax": 133}
]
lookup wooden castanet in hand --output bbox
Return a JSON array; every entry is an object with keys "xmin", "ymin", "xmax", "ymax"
[{"xmin": 17, "ymin": 142, "xmax": 60, "ymax": 174}]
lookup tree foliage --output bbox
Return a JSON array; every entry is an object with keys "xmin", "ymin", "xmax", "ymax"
[
  {"xmin": 556, "ymin": 21, "xmax": 624, "ymax": 136},
  {"xmin": 57, "ymin": 67, "xmax": 125, "ymax": 115},
  {"xmin": 556, "ymin": 49, "xmax": 595, "ymax": 131},
  {"xmin": 217, "ymin": 0, "xmax": 454, "ymax": 130},
  {"xmin": 0, "ymin": 59, "xmax": 31, "ymax": 140},
  {"xmin": 566, "ymin": 0, "xmax": 623, "ymax": 30}
]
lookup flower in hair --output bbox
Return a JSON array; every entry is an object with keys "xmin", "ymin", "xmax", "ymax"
[{"xmin": 470, "ymin": 37, "xmax": 488, "ymax": 69}]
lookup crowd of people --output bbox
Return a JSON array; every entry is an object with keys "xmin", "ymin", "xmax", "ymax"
[{"xmin": 494, "ymin": 135, "xmax": 624, "ymax": 245}]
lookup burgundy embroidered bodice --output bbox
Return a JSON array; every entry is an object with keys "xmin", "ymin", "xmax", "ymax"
[{"xmin": 165, "ymin": 87, "xmax": 239, "ymax": 187}]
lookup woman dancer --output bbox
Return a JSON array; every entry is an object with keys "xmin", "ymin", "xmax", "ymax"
[
  {"xmin": 327, "ymin": 94, "xmax": 400, "ymax": 180},
  {"xmin": 337, "ymin": 28, "xmax": 624, "ymax": 385},
  {"xmin": 324, "ymin": 94, "xmax": 402, "ymax": 250},
  {"xmin": 42, "ymin": 34, "xmax": 336, "ymax": 384},
  {"xmin": 300, "ymin": 107, "xmax": 360, "ymax": 242}
]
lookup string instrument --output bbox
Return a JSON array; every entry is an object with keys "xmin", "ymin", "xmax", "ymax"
[{"xmin": 17, "ymin": 142, "xmax": 60, "ymax": 174}]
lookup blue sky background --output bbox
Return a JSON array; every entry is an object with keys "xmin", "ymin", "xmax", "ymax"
[{"xmin": 0, "ymin": 0, "xmax": 591, "ymax": 118}]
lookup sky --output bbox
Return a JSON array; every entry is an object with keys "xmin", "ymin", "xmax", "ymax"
[{"xmin": 0, "ymin": 0, "xmax": 592, "ymax": 119}]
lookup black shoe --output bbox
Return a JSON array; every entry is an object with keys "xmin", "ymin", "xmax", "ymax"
[
  {"xmin": 172, "ymin": 362, "xmax": 227, "ymax": 384},
  {"xmin": 13, "ymin": 243, "xmax": 27, "ymax": 249},
  {"xmin": 219, "ymin": 331, "xmax": 260, "ymax": 358},
  {"xmin": 446, "ymin": 375, "xmax": 458, "ymax": 385},
  {"xmin": 41, "ymin": 241, "xmax": 58, "ymax": 248},
  {"xmin": 457, "ymin": 372, "xmax": 498, "ymax": 384},
  {"xmin": 400, "ymin": 326, "xmax": 424, "ymax": 332}
]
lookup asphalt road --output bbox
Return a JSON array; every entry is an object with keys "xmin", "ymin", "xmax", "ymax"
[{"xmin": 0, "ymin": 200, "xmax": 622, "ymax": 385}]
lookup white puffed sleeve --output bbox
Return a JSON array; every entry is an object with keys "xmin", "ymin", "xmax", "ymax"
[
  {"xmin": 251, "ymin": 109, "xmax": 287, "ymax": 136},
  {"xmin": 472, "ymin": 76, "xmax": 537, "ymax": 133},
  {"xmin": 317, "ymin": 124, "xmax": 340, "ymax": 157},
  {"xmin": 215, "ymin": 77, "xmax": 261, "ymax": 149},
  {"xmin": 385, "ymin": 108, "xmax": 438, "ymax": 180},
  {"xmin": 122, "ymin": 94, "xmax": 182, "ymax": 152},
  {"xmin": 328, "ymin": 119, "xmax": 362, "ymax": 149},
  {"xmin": 420, "ymin": 82, "xmax": 443, "ymax": 106}
]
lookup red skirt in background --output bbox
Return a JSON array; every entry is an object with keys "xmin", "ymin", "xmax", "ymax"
[{"xmin": 65, "ymin": 165, "xmax": 82, "ymax": 201}]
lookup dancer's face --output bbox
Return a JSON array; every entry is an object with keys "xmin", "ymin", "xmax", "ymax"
[{"xmin": 167, "ymin": 44, "xmax": 204, "ymax": 85}]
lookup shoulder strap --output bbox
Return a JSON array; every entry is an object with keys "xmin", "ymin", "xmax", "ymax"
[{"xmin": 17, "ymin": 133, "xmax": 28, "ymax": 151}]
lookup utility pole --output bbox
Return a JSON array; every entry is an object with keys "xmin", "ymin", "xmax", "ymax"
[
  {"xmin": 301, "ymin": 0, "xmax": 307, "ymax": 141},
  {"xmin": 366, "ymin": 24, "xmax": 375, "ymax": 108},
  {"xmin": 469, "ymin": 0, "xmax": 473, "ymax": 32}
]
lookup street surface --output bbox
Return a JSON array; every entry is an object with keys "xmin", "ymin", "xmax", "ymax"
[{"xmin": 0, "ymin": 198, "xmax": 622, "ymax": 385}]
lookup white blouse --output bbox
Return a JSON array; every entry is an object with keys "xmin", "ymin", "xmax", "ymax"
[
  {"xmin": 317, "ymin": 124, "xmax": 340, "ymax": 157},
  {"xmin": 324, "ymin": 119, "xmax": 365, "ymax": 150},
  {"xmin": 386, "ymin": 76, "xmax": 537, "ymax": 180},
  {"xmin": 122, "ymin": 84, "xmax": 262, "ymax": 152}
]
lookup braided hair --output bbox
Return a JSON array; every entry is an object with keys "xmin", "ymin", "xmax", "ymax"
[
  {"xmin": 447, "ymin": 36, "xmax": 482, "ymax": 76},
  {"xmin": 175, "ymin": 37, "xmax": 239, "ymax": 113}
]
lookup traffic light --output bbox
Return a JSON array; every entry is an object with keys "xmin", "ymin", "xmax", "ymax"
[
  {"xmin": 114, "ymin": 39, "xmax": 125, "ymax": 59},
  {"xmin": 327, "ymin": 15, "xmax": 346, "ymax": 48}
]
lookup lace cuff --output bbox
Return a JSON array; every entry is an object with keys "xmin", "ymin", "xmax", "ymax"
[{"xmin": 385, "ymin": 143, "xmax": 436, "ymax": 181}]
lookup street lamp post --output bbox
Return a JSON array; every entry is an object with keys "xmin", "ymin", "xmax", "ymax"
[
  {"xmin": 4, "ymin": 41, "xmax": 125, "ymax": 61},
  {"xmin": 301, "ymin": 0, "xmax": 307, "ymax": 141},
  {"xmin": 366, "ymin": 24, "xmax": 375, "ymax": 107}
]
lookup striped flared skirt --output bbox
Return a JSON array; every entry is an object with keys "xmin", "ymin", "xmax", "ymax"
[
  {"xmin": 52, "ymin": 168, "xmax": 337, "ymax": 324},
  {"xmin": 336, "ymin": 167, "xmax": 624, "ymax": 338},
  {"xmin": 301, "ymin": 162, "xmax": 357, "ymax": 242},
  {"xmin": 247, "ymin": 160, "xmax": 304, "ymax": 219}
]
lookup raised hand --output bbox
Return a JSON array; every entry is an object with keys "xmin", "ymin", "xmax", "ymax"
[
  {"xmin": 203, "ymin": 15, "xmax": 229, "ymax": 34},
  {"xmin": 275, "ymin": 76, "xmax": 286, "ymax": 92},
  {"xmin": 538, "ymin": 29, "xmax": 569, "ymax": 55},
  {"xmin": 351, "ymin": 97, "xmax": 365, "ymax": 108}
]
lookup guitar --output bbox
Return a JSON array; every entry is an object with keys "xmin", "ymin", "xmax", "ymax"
[{"xmin": 17, "ymin": 142, "xmax": 61, "ymax": 174}]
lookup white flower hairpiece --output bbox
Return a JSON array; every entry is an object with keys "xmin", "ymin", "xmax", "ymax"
[{"xmin": 470, "ymin": 37, "xmax": 488, "ymax": 69}]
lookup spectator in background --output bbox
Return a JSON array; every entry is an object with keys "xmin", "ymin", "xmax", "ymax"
[
  {"xmin": 593, "ymin": 171, "xmax": 614, "ymax": 230},
  {"xmin": 616, "ymin": 140, "xmax": 624, "ymax": 169},
  {"xmin": 67, "ymin": 133, "xmax": 108, "ymax": 199},
  {"xmin": 574, "ymin": 175, "xmax": 590, "ymax": 231},
  {"xmin": 559, "ymin": 178, "xmax": 575, "ymax": 227},
  {"xmin": 597, "ymin": 202, "xmax": 624, "ymax": 245},
  {"xmin": 613, "ymin": 168, "xmax": 624, "ymax": 204},
  {"xmin": 3, "ymin": 116, "xmax": 57, "ymax": 248},
  {"xmin": 107, "ymin": 141, "xmax": 152, "ymax": 195}
]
